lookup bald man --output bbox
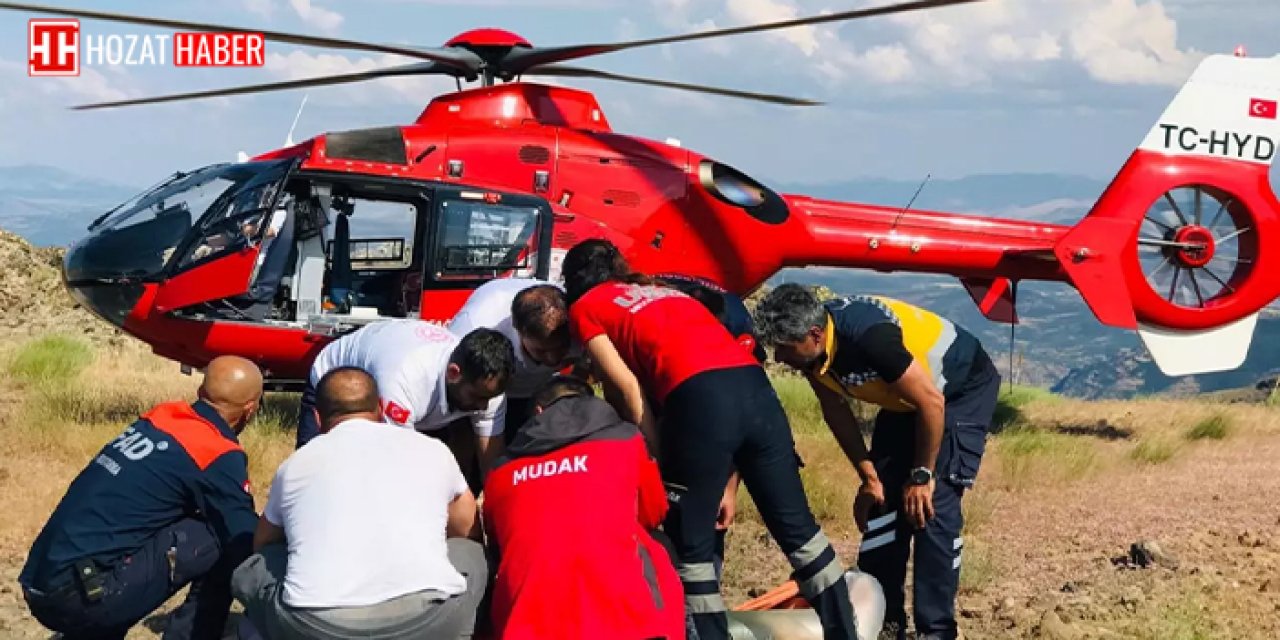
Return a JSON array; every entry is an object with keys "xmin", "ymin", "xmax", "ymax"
[
  {"xmin": 20, "ymin": 356, "xmax": 264, "ymax": 640},
  {"xmin": 235, "ymin": 367, "xmax": 488, "ymax": 639}
]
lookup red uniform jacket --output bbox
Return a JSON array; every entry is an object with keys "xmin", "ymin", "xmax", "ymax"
[{"xmin": 482, "ymin": 395, "xmax": 684, "ymax": 640}]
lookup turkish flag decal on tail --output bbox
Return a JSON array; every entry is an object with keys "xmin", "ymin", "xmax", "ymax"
[{"xmin": 1249, "ymin": 98, "xmax": 1277, "ymax": 119}]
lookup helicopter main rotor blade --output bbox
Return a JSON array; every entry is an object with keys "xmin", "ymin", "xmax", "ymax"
[
  {"xmin": 0, "ymin": 2, "xmax": 481, "ymax": 72},
  {"xmin": 503, "ymin": 0, "xmax": 986, "ymax": 73},
  {"xmin": 525, "ymin": 65, "xmax": 821, "ymax": 106},
  {"xmin": 71, "ymin": 62, "xmax": 443, "ymax": 110}
]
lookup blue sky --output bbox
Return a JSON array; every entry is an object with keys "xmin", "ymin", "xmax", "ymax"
[{"xmin": 0, "ymin": 0, "xmax": 1277, "ymax": 190}]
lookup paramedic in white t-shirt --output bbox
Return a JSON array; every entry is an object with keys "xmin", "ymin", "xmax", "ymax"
[
  {"xmin": 296, "ymin": 321, "xmax": 515, "ymax": 477},
  {"xmin": 234, "ymin": 367, "xmax": 488, "ymax": 639},
  {"xmin": 448, "ymin": 278, "xmax": 579, "ymax": 439}
]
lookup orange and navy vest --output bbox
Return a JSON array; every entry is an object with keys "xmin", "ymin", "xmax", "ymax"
[{"xmin": 19, "ymin": 401, "xmax": 258, "ymax": 589}]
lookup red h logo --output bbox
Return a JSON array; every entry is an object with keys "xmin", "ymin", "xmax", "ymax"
[{"xmin": 29, "ymin": 18, "xmax": 80, "ymax": 77}]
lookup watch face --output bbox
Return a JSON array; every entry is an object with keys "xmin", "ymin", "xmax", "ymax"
[{"xmin": 911, "ymin": 468, "xmax": 932, "ymax": 484}]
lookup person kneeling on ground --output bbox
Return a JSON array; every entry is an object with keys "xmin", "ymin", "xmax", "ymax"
[
  {"xmin": 19, "ymin": 356, "xmax": 264, "ymax": 640},
  {"xmin": 482, "ymin": 376, "xmax": 684, "ymax": 640},
  {"xmin": 234, "ymin": 367, "xmax": 488, "ymax": 639}
]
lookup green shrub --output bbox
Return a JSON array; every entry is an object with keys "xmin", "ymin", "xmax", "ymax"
[
  {"xmin": 957, "ymin": 539, "xmax": 997, "ymax": 595},
  {"xmin": 994, "ymin": 425, "xmax": 1098, "ymax": 489},
  {"xmin": 1130, "ymin": 438, "xmax": 1180, "ymax": 464},
  {"xmin": 7, "ymin": 335, "xmax": 92, "ymax": 383},
  {"xmin": 1185, "ymin": 414, "xmax": 1231, "ymax": 441},
  {"xmin": 992, "ymin": 385, "xmax": 1058, "ymax": 433}
]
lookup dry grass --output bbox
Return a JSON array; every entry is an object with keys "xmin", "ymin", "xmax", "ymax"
[
  {"xmin": 6, "ymin": 331, "xmax": 1280, "ymax": 634},
  {"xmin": 0, "ymin": 336, "xmax": 296, "ymax": 562},
  {"xmin": 1185, "ymin": 413, "xmax": 1232, "ymax": 441},
  {"xmin": 1129, "ymin": 436, "xmax": 1182, "ymax": 465},
  {"xmin": 988, "ymin": 425, "xmax": 1103, "ymax": 490}
]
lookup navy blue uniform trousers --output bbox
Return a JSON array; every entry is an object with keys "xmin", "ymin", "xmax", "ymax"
[
  {"xmin": 661, "ymin": 365, "xmax": 858, "ymax": 640},
  {"xmin": 22, "ymin": 518, "xmax": 236, "ymax": 640},
  {"xmin": 856, "ymin": 355, "xmax": 1000, "ymax": 640}
]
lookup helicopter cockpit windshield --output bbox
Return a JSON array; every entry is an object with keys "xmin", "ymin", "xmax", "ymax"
[{"xmin": 66, "ymin": 159, "xmax": 294, "ymax": 285}]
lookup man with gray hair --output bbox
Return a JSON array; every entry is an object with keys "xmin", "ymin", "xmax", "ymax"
[
  {"xmin": 234, "ymin": 366, "xmax": 488, "ymax": 639},
  {"xmin": 753, "ymin": 284, "xmax": 1000, "ymax": 640}
]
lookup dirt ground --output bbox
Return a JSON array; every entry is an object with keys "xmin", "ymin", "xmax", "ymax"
[
  {"xmin": 719, "ymin": 414, "xmax": 1280, "ymax": 639},
  {"xmin": 952, "ymin": 433, "xmax": 1280, "ymax": 639}
]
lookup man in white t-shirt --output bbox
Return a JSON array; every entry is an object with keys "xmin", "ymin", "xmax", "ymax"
[
  {"xmin": 296, "ymin": 321, "xmax": 514, "ymax": 476},
  {"xmin": 448, "ymin": 277, "xmax": 580, "ymax": 440},
  {"xmin": 234, "ymin": 367, "xmax": 488, "ymax": 639}
]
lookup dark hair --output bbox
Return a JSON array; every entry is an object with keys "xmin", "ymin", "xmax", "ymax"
[
  {"xmin": 561, "ymin": 239, "xmax": 654, "ymax": 305},
  {"xmin": 511, "ymin": 285, "xmax": 569, "ymax": 342},
  {"xmin": 451, "ymin": 328, "xmax": 516, "ymax": 383},
  {"xmin": 753, "ymin": 283, "xmax": 828, "ymax": 346},
  {"xmin": 315, "ymin": 366, "xmax": 380, "ymax": 424},
  {"xmin": 657, "ymin": 276, "xmax": 727, "ymax": 322},
  {"xmin": 533, "ymin": 375, "xmax": 596, "ymax": 409}
]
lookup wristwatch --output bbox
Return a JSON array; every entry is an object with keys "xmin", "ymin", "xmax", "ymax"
[{"xmin": 909, "ymin": 467, "xmax": 934, "ymax": 485}]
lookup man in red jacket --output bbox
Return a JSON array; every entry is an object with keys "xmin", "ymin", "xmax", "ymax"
[{"xmin": 482, "ymin": 376, "xmax": 683, "ymax": 640}]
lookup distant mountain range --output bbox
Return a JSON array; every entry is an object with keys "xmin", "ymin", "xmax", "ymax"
[
  {"xmin": 0, "ymin": 165, "xmax": 138, "ymax": 247},
  {"xmin": 3, "ymin": 164, "xmax": 1276, "ymax": 399}
]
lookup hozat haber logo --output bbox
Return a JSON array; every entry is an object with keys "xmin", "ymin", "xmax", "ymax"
[{"xmin": 28, "ymin": 18, "xmax": 265, "ymax": 77}]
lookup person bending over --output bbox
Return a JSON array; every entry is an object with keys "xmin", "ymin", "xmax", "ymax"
[
  {"xmin": 560, "ymin": 239, "xmax": 859, "ymax": 640},
  {"xmin": 297, "ymin": 321, "xmax": 514, "ymax": 488},
  {"xmin": 754, "ymin": 284, "xmax": 1001, "ymax": 640},
  {"xmin": 448, "ymin": 277, "xmax": 580, "ymax": 442}
]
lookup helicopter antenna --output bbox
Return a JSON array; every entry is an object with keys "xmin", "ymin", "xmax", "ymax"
[
  {"xmin": 284, "ymin": 94, "xmax": 309, "ymax": 147},
  {"xmin": 892, "ymin": 173, "xmax": 931, "ymax": 229}
]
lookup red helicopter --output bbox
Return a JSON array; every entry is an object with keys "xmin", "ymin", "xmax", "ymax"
[{"xmin": 8, "ymin": 0, "xmax": 1280, "ymax": 388}]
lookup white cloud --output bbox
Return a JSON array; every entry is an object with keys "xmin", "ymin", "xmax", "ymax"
[
  {"xmin": 725, "ymin": 0, "xmax": 818, "ymax": 56},
  {"xmin": 644, "ymin": 0, "xmax": 1205, "ymax": 91},
  {"xmin": 1068, "ymin": 0, "xmax": 1201, "ymax": 86},
  {"xmin": 289, "ymin": 0, "xmax": 345, "ymax": 32},
  {"xmin": 2, "ymin": 61, "xmax": 132, "ymax": 104},
  {"xmin": 264, "ymin": 51, "xmax": 455, "ymax": 104},
  {"xmin": 242, "ymin": 0, "xmax": 276, "ymax": 19}
]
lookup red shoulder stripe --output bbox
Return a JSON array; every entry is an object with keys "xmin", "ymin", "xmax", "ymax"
[{"xmin": 144, "ymin": 402, "xmax": 242, "ymax": 471}]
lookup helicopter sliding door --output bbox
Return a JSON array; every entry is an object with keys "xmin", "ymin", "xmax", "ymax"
[{"xmin": 418, "ymin": 186, "xmax": 554, "ymax": 322}]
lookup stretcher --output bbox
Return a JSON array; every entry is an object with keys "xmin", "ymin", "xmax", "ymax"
[{"xmin": 726, "ymin": 571, "xmax": 885, "ymax": 640}]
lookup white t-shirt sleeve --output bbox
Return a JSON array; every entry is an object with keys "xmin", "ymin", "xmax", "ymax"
[
  {"xmin": 263, "ymin": 464, "xmax": 288, "ymax": 527},
  {"xmin": 378, "ymin": 364, "xmax": 431, "ymax": 428}
]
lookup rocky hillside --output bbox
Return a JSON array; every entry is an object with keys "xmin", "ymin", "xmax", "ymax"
[{"xmin": 0, "ymin": 228, "xmax": 122, "ymax": 343}]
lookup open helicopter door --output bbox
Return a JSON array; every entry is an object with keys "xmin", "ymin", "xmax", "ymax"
[{"xmin": 418, "ymin": 185, "xmax": 555, "ymax": 322}]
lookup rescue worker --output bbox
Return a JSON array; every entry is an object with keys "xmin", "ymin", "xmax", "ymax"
[
  {"xmin": 18, "ymin": 356, "xmax": 264, "ymax": 640},
  {"xmin": 296, "ymin": 321, "xmax": 515, "ymax": 485},
  {"xmin": 560, "ymin": 239, "xmax": 858, "ymax": 640},
  {"xmin": 482, "ymin": 375, "xmax": 684, "ymax": 640},
  {"xmin": 653, "ymin": 273, "xmax": 766, "ymax": 363},
  {"xmin": 447, "ymin": 277, "xmax": 578, "ymax": 441},
  {"xmin": 752, "ymin": 284, "xmax": 1001, "ymax": 640},
  {"xmin": 652, "ymin": 273, "xmax": 765, "ymax": 581},
  {"xmin": 234, "ymin": 367, "xmax": 488, "ymax": 639}
]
